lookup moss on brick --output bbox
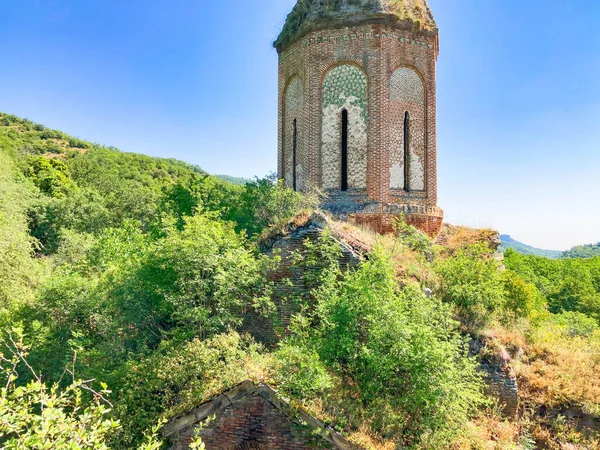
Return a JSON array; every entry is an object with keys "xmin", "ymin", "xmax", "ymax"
[{"xmin": 275, "ymin": 0, "xmax": 437, "ymax": 51}]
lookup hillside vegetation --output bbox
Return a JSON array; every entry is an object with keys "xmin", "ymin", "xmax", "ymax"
[
  {"xmin": 500, "ymin": 234, "xmax": 600, "ymax": 260},
  {"xmin": 563, "ymin": 243, "xmax": 600, "ymax": 259},
  {"xmin": 499, "ymin": 235, "xmax": 562, "ymax": 259},
  {"xmin": 0, "ymin": 113, "xmax": 599, "ymax": 450}
]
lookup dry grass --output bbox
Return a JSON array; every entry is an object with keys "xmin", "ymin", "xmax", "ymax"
[
  {"xmin": 450, "ymin": 412, "xmax": 522, "ymax": 450},
  {"xmin": 519, "ymin": 327, "xmax": 600, "ymax": 416},
  {"xmin": 435, "ymin": 224, "xmax": 500, "ymax": 258}
]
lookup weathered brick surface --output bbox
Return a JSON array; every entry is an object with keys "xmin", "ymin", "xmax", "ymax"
[
  {"xmin": 351, "ymin": 212, "xmax": 443, "ymax": 238},
  {"xmin": 277, "ymin": 1, "xmax": 443, "ymax": 237},
  {"xmin": 170, "ymin": 394, "xmax": 332, "ymax": 450},
  {"xmin": 164, "ymin": 383, "xmax": 352, "ymax": 450}
]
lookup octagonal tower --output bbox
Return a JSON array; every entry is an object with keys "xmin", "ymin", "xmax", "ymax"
[{"xmin": 275, "ymin": 0, "xmax": 444, "ymax": 237}]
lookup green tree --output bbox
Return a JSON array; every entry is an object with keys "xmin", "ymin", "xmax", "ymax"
[{"xmin": 0, "ymin": 332, "xmax": 164, "ymax": 450}]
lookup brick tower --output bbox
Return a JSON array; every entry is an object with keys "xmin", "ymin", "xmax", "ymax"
[{"xmin": 275, "ymin": 0, "xmax": 443, "ymax": 237}]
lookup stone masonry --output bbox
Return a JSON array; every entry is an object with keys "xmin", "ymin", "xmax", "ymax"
[{"xmin": 276, "ymin": 0, "xmax": 444, "ymax": 237}]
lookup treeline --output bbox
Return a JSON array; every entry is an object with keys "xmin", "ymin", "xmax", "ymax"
[{"xmin": 562, "ymin": 243, "xmax": 600, "ymax": 259}]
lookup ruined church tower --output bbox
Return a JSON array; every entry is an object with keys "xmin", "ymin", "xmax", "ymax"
[{"xmin": 275, "ymin": 0, "xmax": 443, "ymax": 237}]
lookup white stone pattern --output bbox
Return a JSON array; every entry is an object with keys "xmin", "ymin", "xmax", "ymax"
[
  {"xmin": 389, "ymin": 67, "xmax": 425, "ymax": 191},
  {"xmin": 284, "ymin": 77, "xmax": 304, "ymax": 189},
  {"xmin": 321, "ymin": 65, "xmax": 367, "ymax": 191},
  {"xmin": 390, "ymin": 67, "xmax": 425, "ymax": 104}
]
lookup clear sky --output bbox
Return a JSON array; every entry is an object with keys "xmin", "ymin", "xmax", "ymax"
[{"xmin": 1, "ymin": 0, "xmax": 599, "ymax": 250}]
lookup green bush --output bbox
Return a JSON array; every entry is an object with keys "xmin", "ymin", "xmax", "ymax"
[
  {"xmin": 24, "ymin": 156, "xmax": 75, "ymax": 198},
  {"xmin": 0, "ymin": 332, "xmax": 164, "ymax": 450},
  {"xmin": 287, "ymin": 245, "xmax": 487, "ymax": 448},
  {"xmin": 227, "ymin": 175, "xmax": 318, "ymax": 237},
  {"xmin": 548, "ymin": 311, "xmax": 599, "ymax": 338},
  {"xmin": 435, "ymin": 244, "xmax": 505, "ymax": 326},
  {"xmin": 505, "ymin": 250, "xmax": 600, "ymax": 325},
  {"xmin": 394, "ymin": 215, "xmax": 432, "ymax": 257},
  {"xmin": 274, "ymin": 341, "xmax": 333, "ymax": 398},
  {"xmin": 503, "ymin": 271, "xmax": 546, "ymax": 321},
  {"xmin": 113, "ymin": 332, "xmax": 269, "ymax": 449},
  {"xmin": 0, "ymin": 151, "xmax": 40, "ymax": 309}
]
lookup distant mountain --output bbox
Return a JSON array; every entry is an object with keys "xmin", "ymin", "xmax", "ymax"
[
  {"xmin": 215, "ymin": 175, "xmax": 252, "ymax": 186},
  {"xmin": 499, "ymin": 235, "xmax": 562, "ymax": 259},
  {"xmin": 562, "ymin": 243, "xmax": 600, "ymax": 259}
]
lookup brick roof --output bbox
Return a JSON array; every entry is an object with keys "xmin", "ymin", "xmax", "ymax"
[
  {"xmin": 275, "ymin": 0, "xmax": 437, "ymax": 51},
  {"xmin": 162, "ymin": 381, "xmax": 357, "ymax": 449}
]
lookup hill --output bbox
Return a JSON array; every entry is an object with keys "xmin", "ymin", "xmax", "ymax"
[
  {"xmin": 562, "ymin": 242, "xmax": 600, "ymax": 259},
  {"xmin": 499, "ymin": 234, "xmax": 562, "ymax": 259},
  {"xmin": 214, "ymin": 174, "xmax": 252, "ymax": 185}
]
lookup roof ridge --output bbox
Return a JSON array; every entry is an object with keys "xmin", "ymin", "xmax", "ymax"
[{"xmin": 162, "ymin": 380, "xmax": 357, "ymax": 449}]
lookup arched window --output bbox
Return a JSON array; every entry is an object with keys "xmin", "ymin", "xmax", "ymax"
[
  {"xmin": 292, "ymin": 119, "xmax": 297, "ymax": 191},
  {"xmin": 284, "ymin": 76, "xmax": 303, "ymax": 189},
  {"xmin": 321, "ymin": 65, "xmax": 367, "ymax": 191},
  {"xmin": 341, "ymin": 109, "xmax": 348, "ymax": 192},
  {"xmin": 389, "ymin": 67, "xmax": 426, "ymax": 192},
  {"xmin": 403, "ymin": 111, "xmax": 410, "ymax": 192}
]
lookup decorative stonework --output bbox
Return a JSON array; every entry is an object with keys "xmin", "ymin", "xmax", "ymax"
[
  {"xmin": 283, "ymin": 76, "xmax": 304, "ymax": 190},
  {"xmin": 321, "ymin": 65, "xmax": 367, "ymax": 190},
  {"xmin": 285, "ymin": 77, "xmax": 303, "ymax": 111},
  {"xmin": 390, "ymin": 67, "xmax": 424, "ymax": 104},
  {"xmin": 389, "ymin": 67, "xmax": 426, "ymax": 192}
]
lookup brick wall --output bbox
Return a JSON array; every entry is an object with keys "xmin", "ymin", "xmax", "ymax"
[
  {"xmin": 351, "ymin": 212, "xmax": 443, "ymax": 238},
  {"xmin": 169, "ymin": 393, "xmax": 332, "ymax": 450},
  {"xmin": 277, "ymin": 19, "xmax": 443, "ymax": 237}
]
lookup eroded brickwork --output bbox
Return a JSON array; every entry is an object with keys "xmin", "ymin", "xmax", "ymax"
[
  {"xmin": 244, "ymin": 216, "xmax": 362, "ymax": 345},
  {"xmin": 276, "ymin": 0, "xmax": 443, "ymax": 237},
  {"xmin": 170, "ymin": 394, "xmax": 332, "ymax": 450},
  {"xmin": 166, "ymin": 383, "xmax": 341, "ymax": 450}
]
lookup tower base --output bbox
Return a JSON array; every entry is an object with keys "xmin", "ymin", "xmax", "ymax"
[
  {"xmin": 350, "ymin": 212, "xmax": 443, "ymax": 238},
  {"xmin": 321, "ymin": 195, "xmax": 444, "ymax": 238}
]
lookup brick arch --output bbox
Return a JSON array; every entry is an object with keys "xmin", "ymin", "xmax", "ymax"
[
  {"xmin": 318, "ymin": 57, "xmax": 367, "ymax": 87},
  {"xmin": 388, "ymin": 66, "xmax": 427, "ymax": 192},
  {"xmin": 321, "ymin": 64, "xmax": 368, "ymax": 192}
]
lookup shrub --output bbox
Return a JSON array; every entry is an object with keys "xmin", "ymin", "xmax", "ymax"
[
  {"xmin": 0, "ymin": 332, "xmax": 163, "ymax": 450},
  {"xmin": 228, "ymin": 175, "xmax": 318, "ymax": 237},
  {"xmin": 547, "ymin": 311, "xmax": 598, "ymax": 338},
  {"xmin": 394, "ymin": 215, "xmax": 432, "ymax": 257},
  {"xmin": 289, "ymin": 245, "xmax": 487, "ymax": 448},
  {"xmin": 503, "ymin": 271, "xmax": 546, "ymax": 321},
  {"xmin": 113, "ymin": 332, "xmax": 271, "ymax": 449},
  {"xmin": 435, "ymin": 243, "xmax": 505, "ymax": 327},
  {"xmin": 0, "ymin": 152, "xmax": 39, "ymax": 308},
  {"xmin": 274, "ymin": 341, "xmax": 333, "ymax": 398}
]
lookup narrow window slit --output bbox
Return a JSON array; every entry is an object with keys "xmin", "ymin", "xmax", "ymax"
[
  {"xmin": 292, "ymin": 119, "xmax": 297, "ymax": 191},
  {"xmin": 341, "ymin": 109, "xmax": 348, "ymax": 192},
  {"xmin": 403, "ymin": 111, "xmax": 410, "ymax": 192}
]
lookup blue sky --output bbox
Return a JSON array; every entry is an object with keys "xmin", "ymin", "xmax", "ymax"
[{"xmin": 1, "ymin": 0, "xmax": 599, "ymax": 250}]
